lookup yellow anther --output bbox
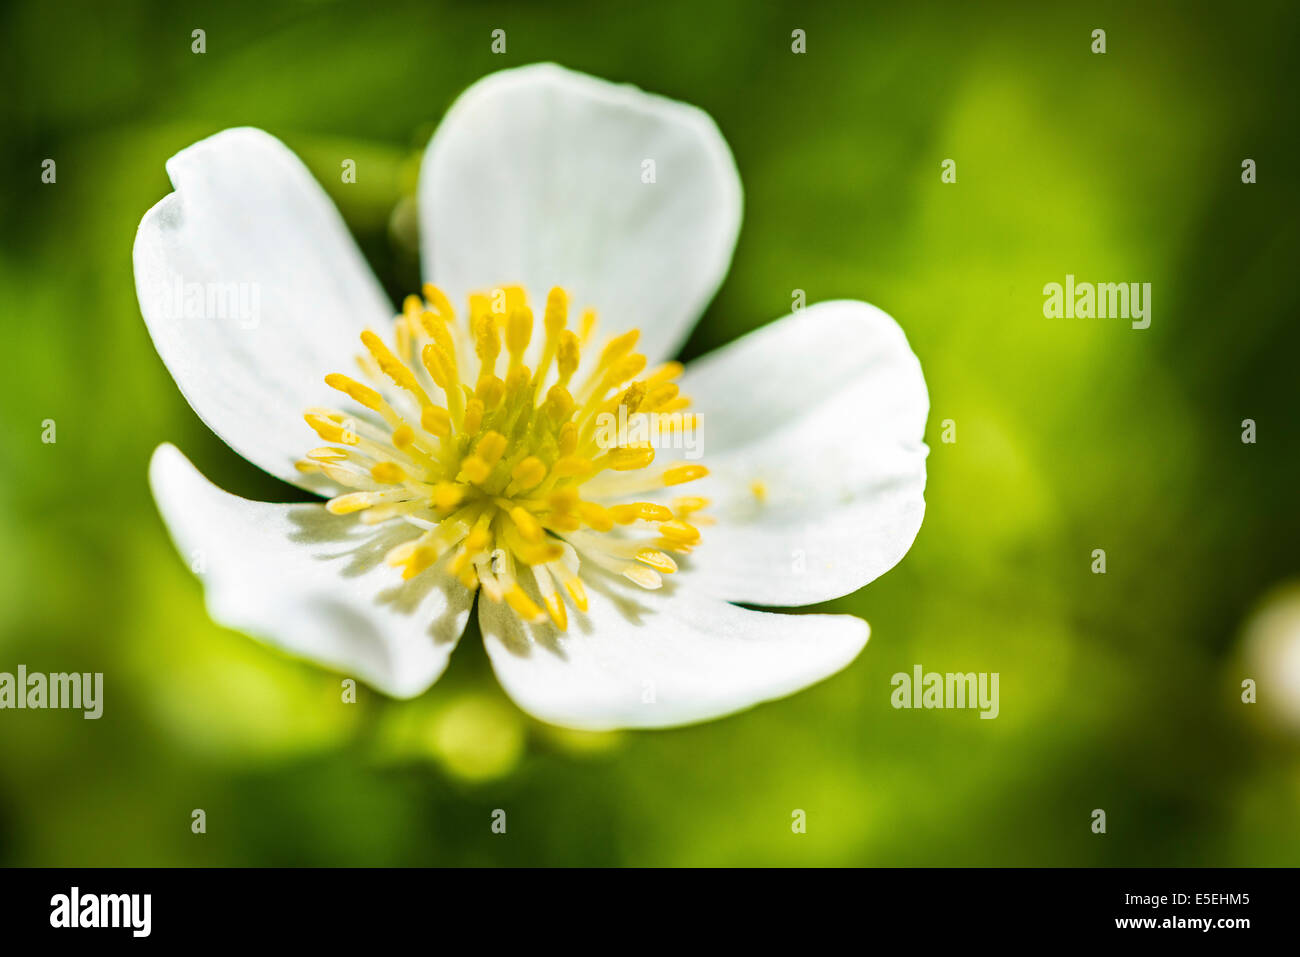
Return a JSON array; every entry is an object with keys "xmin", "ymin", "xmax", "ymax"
[
  {"xmin": 671, "ymin": 496, "xmax": 711, "ymax": 515},
  {"xmin": 543, "ymin": 287, "xmax": 568, "ymax": 336},
  {"xmin": 579, "ymin": 308, "xmax": 597, "ymax": 343},
  {"xmin": 422, "ymin": 283, "xmax": 455, "ymax": 322},
  {"xmin": 556, "ymin": 330, "xmax": 581, "ymax": 384},
  {"xmin": 475, "ymin": 431, "xmax": 508, "ymax": 466},
  {"xmin": 646, "ymin": 361, "xmax": 683, "ymax": 385},
  {"xmin": 595, "ymin": 330, "xmax": 639, "ymax": 373},
  {"xmin": 420, "ymin": 405, "xmax": 451, "ymax": 438},
  {"xmin": 504, "ymin": 365, "xmax": 531, "ymax": 403},
  {"xmin": 423, "ymin": 315, "xmax": 457, "ymax": 359},
  {"xmin": 461, "ymin": 456, "xmax": 491, "ymax": 484},
  {"xmin": 663, "ymin": 464, "xmax": 709, "ymax": 486},
  {"xmin": 464, "ymin": 525, "xmax": 491, "ymax": 554},
  {"xmin": 324, "ymin": 373, "xmax": 383, "ymax": 411},
  {"xmin": 511, "ymin": 456, "xmax": 547, "ymax": 490},
  {"xmin": 403, "ymin": 544, "xmax": 445, "ymax": 580},
  {"xmin": 468, "ymin": 292, "xmax": 491, "ymax": 327},
  {"xmin": 506, "ymin": 304, "xmax": 533, "ymax": 360},
  {"xmin": 610, "ymin": 502, "xmax": 674, "ymax": 524},
  {"xmin": 475, "ymin": 375, "xmax": 506, "ymax": 410},
  {"xmin": 558, "ymin": 422, "xmax": 578, "ymax": 455},
  {"xmin": 635, "ymin": 548, "xmax": 678, "ymax": 574},
  {"xmin": 575, "ymin": 501, "xmax": 613, "ymax": 532},
  {"xmin": 544, "ymin": 593, "xmax": 568, "ymax": 630},
  {"xmin": 504, "ymin": 584, "xmax": 546, "ymax": 623},
  {"xmin": 305, "ymin": 412, "xmax": 360, "ymax": 446},
  {"xmin": 432, "ymin": 483, "xmax": 463, "ymax": 511},
  {"xmin": 502, "ymin": 285, "xmax": 526, "ymax": 314},
  {"xmin": 565, "ymin": 577, "xmax": 589, "ymax": 612},
  {"xmin": 361, "ymin": 330, "xmax": 429, "ymax": 402},
  {"xmin": 621, "ymin": 565, "xmax": 662, "ymax": 589},
  {"xmin": 391, "ymin": 424, "xmax": 416, "ymax": 449},
  {"xmin": 658, "ymin": 520, "xmax": 701, "ymax": 545},
  {"xmin": 463, "ymin": 398, "xmax": 485, "ymax": 434},
  {"xmin": 326, "ymin": 492, "xmax": 372, "ymax": 515},
  {"xmin": 607, "ymin": 446, "xmax": 656, "ymax": 471},
  {"xmin": 543, "ymin": 385, "xmax": 576, "ymax": 422},
  {"xmin": 617, "ymin": 381, "xmax": 647, "ymax": 414},
  {"xmin": 473, "ymin": 310, "xmax": 501, "ymax": 370},
  {"xmin": 421, "ymin": 342, "xmax": 455, "ymax": 389},
  {"xmin": 644, "ymin": 382, "xmax": 679, "ymax": 409},
  {"xmin": 509, "ymin": 506, "xmax": 545, "ymax": 543},
  {"xmin": 547, "ymin": 513, "xmax": 581, "ymax": 532},
  {"xmin": 370, "ymin": 462, "xmax": 407, "ymax": 484},
  {"xmin": 307, "ymin": 447, "xmax": 349, "ymax": 462},
  {"xmin": 551, "ymin": 455, "xmax": 592, "ymax": 478},
  {"xmin": 548, "ymin": 487, "xmax": 579, "ymax": 512},
  {"xmin": 607, "ymin": 353, "xmax": 647, "ymax": 387},
  {"xmin": 415, "ymin": 310, "xmax": 438, "ymax": 338},
  {"xmin": 513, "ymin": 540, "xmax": 565, "ymax": 565}
]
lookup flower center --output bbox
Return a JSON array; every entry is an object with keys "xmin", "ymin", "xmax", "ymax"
[{"xmin": 296, "ymin": 284, "xmax": 709, "ymax": 629}]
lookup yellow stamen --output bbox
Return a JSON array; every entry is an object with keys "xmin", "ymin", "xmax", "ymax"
[
  {"xmin": 302, "ymin": 285, "xmax": 709, "ymax": 632},
  {"xmin": 305, "ymin": 412, "xmax": 360, "ymax": 446},
  {"xmin": 606, "ymin": 446, "xmax": 656, "ymax": 471},
  {"xmin": 325, "ymin": 373, "xmax": 383, "ymax": 411},
  {"xmin": 504, "ymin": 584, "xmax": 546, "ymax": 624},
  {"xmin": 663, "ymin": 464, "xmax": 709, "ymax": 486},
  {"xmin": 510, "ymin": 456, "xmax": 547, "ymax": 491},
  {"xmin": 635, "ymin": 548, "xmax": 678, "ymax": 574},
  {"xmin": 421, "ymin": 405, "xmax": 452, "ymax": 438},
  {"xmin": 361, "ymin": 330, "xmax": 433, "ymax": 406},
  {"xmin": 610, "ymin": 502, "xmax": 675, "ymax": 524},
  {"xmin": 658, "ymin": 519, "xmax": 702, "ymax": 546},
  {"xmin": 370, "ymin": 462, "xmax": 407, "ymax": 483},
  {"xmin": 422, "ymin": 283, "xmax": 455, "ymax": 322},
  {"xmin": 432, "ymin": 482, "xmax": 464, "ymax": 511}
]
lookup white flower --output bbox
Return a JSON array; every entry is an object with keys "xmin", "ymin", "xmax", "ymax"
[{"xmin": 134, "ymin": 64, "xmax": 929, "ymax": 731}]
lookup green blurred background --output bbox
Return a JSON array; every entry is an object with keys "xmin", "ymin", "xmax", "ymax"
[{"xmin": 2, "ymin": 0, "xmax": 1298, "ymax": 866}]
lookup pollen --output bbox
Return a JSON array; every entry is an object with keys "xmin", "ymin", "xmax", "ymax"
[{"xmin": 297, "ymin": 285, "xmax": 709, "ymax": 630}]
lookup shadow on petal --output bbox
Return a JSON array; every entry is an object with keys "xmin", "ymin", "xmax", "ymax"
[
  {"xmin": 378, "ymin": 568, "xmax": 469, "ymax": 648},
  {"xmin": 284, "ymin": 504, "xmax": 466, "ymax": 648}
]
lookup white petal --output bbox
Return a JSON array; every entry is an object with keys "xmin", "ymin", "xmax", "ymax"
[
  {"xmin": 149, "ymin": 443, "xmax": 472, "ymax": 698},
  {"xmin": 419, "ymin": 63, "xmax": 741, "ymax": 366},
  {"xmin": 134, "ymin": 128, "xmax": 394, "ymax": 493},
  {"xmin": 479, "ymin": 573, "xmax": 867, "ymax": 730},
  {"xmin": 672, "ymin": 300, "xmax": 929, "ymax": 606}
]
